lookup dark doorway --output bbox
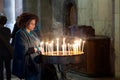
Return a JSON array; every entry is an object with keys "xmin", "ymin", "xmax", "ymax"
[{"xmin": 63, "ymin": 0, "xmax": 77, "ymax": 35}]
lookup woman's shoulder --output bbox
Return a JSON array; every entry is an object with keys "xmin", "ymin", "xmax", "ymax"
[
  {"xmin": 16, "ymin": 28, "xmax": 25, "ymax": 34},
  {"xmin": 15, "ymin": 28, "xmax": 27, "ymax": 37}
]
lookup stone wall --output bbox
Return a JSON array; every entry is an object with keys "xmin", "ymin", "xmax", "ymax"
[
  {"xmin": 77, "ymin": 0, "xmax": 93, "ymax": 26},
  {"xmin": 77, "ymin": 0, "xmax": 115, "ymax": 76},
  {"xmin": 115, "ymin": 0, "xmax": 120, "ymax": 79},
  {"xmin": 51, "ymin": 0, "xmax": 64, "ymax": 38},
  {"xmin": 77, "ymin": 0, "xmax": 113, "ymax": 38},
  {"xmin": 39, "ymin": 0, "xmax": 52, "ymax": 40},
  {"xmin": 52, "ymin": 0, "xmax": 78, "ymax": 38}
]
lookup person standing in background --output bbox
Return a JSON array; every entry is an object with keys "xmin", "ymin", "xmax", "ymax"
[
  {"xmin": 11, "ymin": 16, "xmax": 20, "ymax": 46},
  {"xmin": 0, "ymin": 15, "xmax": 12, "ymax": 80}
]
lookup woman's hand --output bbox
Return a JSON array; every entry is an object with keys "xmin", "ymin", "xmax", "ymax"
[
  {"xmin": 27, "ymin": 47, "xmax": 36, "ymax": 55},
  {"xmin": 27, "ymin": 47, "xmax": 44, "ymax": 55},
  {"xmin": 34, "ymin": 47, "xmax": 37, "ymax": 52}
]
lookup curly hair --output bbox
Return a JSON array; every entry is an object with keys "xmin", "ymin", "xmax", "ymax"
[{"xmin": 18, "ymin": 12, "xmax": 39, "ymax": 28}]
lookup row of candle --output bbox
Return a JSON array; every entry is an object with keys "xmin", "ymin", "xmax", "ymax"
[{"xmin": 40, "ymin": 38, "xmax": 85, "ymax": 55}]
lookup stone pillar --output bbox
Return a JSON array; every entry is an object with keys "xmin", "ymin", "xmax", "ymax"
[
  {"xmin": 4, "ymin": 0, "xmax": 15, "ymax": 31},
  {"xmin": 15, "ymin": 0, "xmax": 23, "ymax": 18}
]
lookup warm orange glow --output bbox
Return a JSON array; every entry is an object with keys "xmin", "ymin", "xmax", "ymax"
[{"xmin": 41, "ymin": 37, "xmax": 85, "ymax": 56}]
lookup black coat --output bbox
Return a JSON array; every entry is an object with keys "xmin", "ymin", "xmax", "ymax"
[{"xmin": 0, "ymin": 27, "xmax": 12, "ymax": 58}]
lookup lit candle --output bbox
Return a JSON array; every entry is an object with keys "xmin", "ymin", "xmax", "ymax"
[
  {"xmin": 69, "ymin": 44, "xmax": 72, "ymax": 55},
  {"xmin": 82, "ymin": 41, "xmax": 85, "ymax": 52},
  {"xmin": 78, "ymin": 39, "xmax": 82, "ymax": 52},
  {"xmin": 45, "ymin": 42, "xmax": 48, "ymax": 55},
  {"xmin": 40, "ymin": 41, "xmax": 44, "ymax": 50},
  {"xmin": 68, "ymin": 43, "xmax": 70, "ymax": 55},
  {"xmin": 62, "ymin": 38, "xmax": 66, "ymax": 55},
  {"xmin": 63, "ymin": 38, "xmax": 65, "ymax": 45},
  {"xmin": 51, "ymin": 40, "xmax": 54, "ymax": 55},
  {"xmin": 62, "ymin": 44, "xmax": 65, "ymax": 55},
  {"xmin": 56, "ymin": 38, "xmax": 59, "ymax": 55},
  {"xmin": 73, "ymin": 44, "xmax": 76, "ymax": 54},
  {"xmin": 74, "ymin": 40, "xmax": 79, "ymax": 53},
  {"xmin": 48, "ymin": 43, "xmax": 50, "ymax": 55},
  {"xmin": 64, "ymin": 44, "xmax": 66, "ymax": 55}
]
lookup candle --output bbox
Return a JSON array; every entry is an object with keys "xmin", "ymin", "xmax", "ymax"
[
  {"xmin": 62, "ymin": 38, "xmax": 66, "ymax": 55},
  {"xmin": 73, "ymin": 44, "xmax": 76, "ymax": 54},
  {"xmin": 64, "ymin": 44, "xmax": 66, "ymax": 55},
  {"xmin": 78, "ymin": 39, "xmax": 82, "ymax": 52},
  {"xmin": 67, "ymin": 43, "xmax": 70, "ymax": 55},
  {"xmin": 63, "ymin": 38, "xmax": 65, "ymax": 45},
  {"xmin": 56, "ymin": 38, "xmax": 59, "ymax": 55},
  {"xmin": 48, "ymin": 43, "xmax": 50, "ymax": 55},
  {"xmin": 69, "ymin": 44, "xmax": 72, "ymax": 55},
  {"xmin": 74, "ymin": 40, "xmax": 79, "ymax": 53},
  {"xmin": 40, "ymin": 41, "xmax": 44, "ymax": 48},
  {"xmin": 62, "ymin": 44, "xmax": 65, "ymax": 55},
  {"xmin": 51, "ymin": 40, "xmax": 54, "ymax": 55},
  {"xmin": 45, "ymin": 42, "xmax": 48, "ymax": 55},
  {"xmin": 82, "ymin": 41, "xmax": 85, "ymax": 52}
]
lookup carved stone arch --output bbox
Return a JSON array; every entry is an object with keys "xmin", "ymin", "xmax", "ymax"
[{"xmin": 63, "ymin": 0, "xmax": 77, "ymax": 35}]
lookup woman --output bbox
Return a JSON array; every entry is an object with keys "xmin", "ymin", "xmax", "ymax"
[{"xmin": 12, "ymin": 13, "xmax": 43, "ymax": 80}]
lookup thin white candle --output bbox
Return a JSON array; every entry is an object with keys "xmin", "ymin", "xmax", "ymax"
[
  {"xmin": 73, "ymin": 44, "xmax": 76, "ymax": 54},
  {"xmin": 82, "ymin": 41, "xmax": 85, "ymax": 52},
  {"xmin": 62, "ymin": 38, "xmax": 66, "ymax": 55},
  {"xmin": 51, "ymin": 40, "xmax": 54, "ymax": 55},
  {"xmin": 45, "ymin": 42, "xmax": 48, "ymax": 55},
  {"xmin": 40, "ymin": 41, "xmax": 44, "ymax": 48},
  {"xmin": 78, "ymin": 39, "xmax": 82, "ymax": 52},
  {"xmin": 64, "ymin": 44, "xmax": 66, "ymax": 55},
  {"xmin": 56, "ymin": 38, "xmax": 59, "ymax": 55},
  {"xmin": 62, "ymin": 44, "xmax": 65, "ymax": 55},
  {"xmin": 74, "ymin": 40, "xmax": 79, "ymax": 53},
  {"xmin": 69, "ymin": 44, "xmax": 72, "ymax": 55},
  {"xmin": 67, "ymin": 43, "xmax": 70, "ymax": 54},
  {"xmin": 48, "ymin": 43, "xmax": 50, "ymax": 55},
  {"xmin": 49, "ymin": 43, "xmax": 52, "ymax": 55}
]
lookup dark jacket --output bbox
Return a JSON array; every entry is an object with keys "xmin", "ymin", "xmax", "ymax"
[
  {"xmin": 12, "ymin": 28, "xmax": 41, "ymax": 79},
  {"xmin": 11, "ymin": 23, "xmax": 20, "ymax": 46},
  {"xmin": 0, "ymin": 27, "xmax": 12, "ymax": 57}
]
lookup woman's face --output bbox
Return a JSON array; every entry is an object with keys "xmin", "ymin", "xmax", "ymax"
[{"xmin": 26, "ymin": 19, "xmax": 36, "ymax": 31}]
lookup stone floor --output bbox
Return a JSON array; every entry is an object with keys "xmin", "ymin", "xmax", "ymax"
[
  {"xmin": 9, "ymin": 72, "xmax": 114, "ymax": 80},
  {"xmin": 3, "ymin": 65, "xmax": 115, "ymax": 80}
]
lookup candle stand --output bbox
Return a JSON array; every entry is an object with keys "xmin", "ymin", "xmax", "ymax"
[
  {"xmin": 39, "ymin": 37, "xmax": 85, "ymax": 80},
  {"xmin": 41, "ymin": 52, "xmax": 84, "ymax": 80}
]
